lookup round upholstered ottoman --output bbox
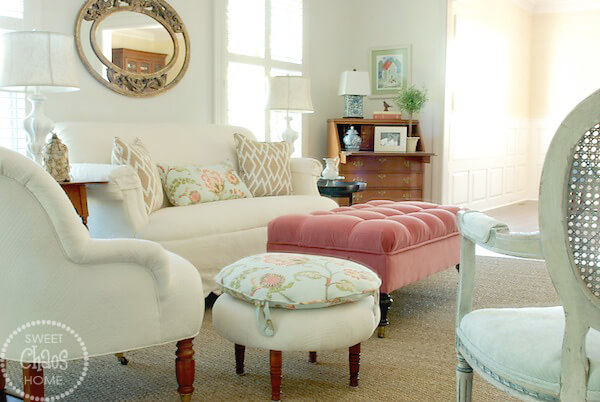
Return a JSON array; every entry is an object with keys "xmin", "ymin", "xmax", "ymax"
[{"xmin": 212, "ymin": 253, "xmax": 381, "ymax": 401}]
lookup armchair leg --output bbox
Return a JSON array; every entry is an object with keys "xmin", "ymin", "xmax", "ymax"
[
  {"xmin": 235, "ymin": 344, "xmax": 245, "ymax": 375},
  {"xmin": 308, "ymin": 351, "xmax": 317, "ymax": 363},
  {"xmin": 456, "ymin": 264, "xmax": 460, "ymax": 272},
  {"xmin": 22, "ymin": 363, "xmax": 44, "ymax": 402},
  {"xmin": 270, "ymin": 350, "xmax": 282, "ymax": 401},
  {"xmin": 378, "ymin": 292, "xmax": 393, "ymax": 338},
  {"xmin": 115, "ymin": 352, "xmax": 129, "ymax": 365},
  {"xmin": 176, "ymin": 338, "xmax": 195, "ymax": 402},
  {"xmin": 0, "ymin": 359, "xmax": 5, "ymax": 392},
  {"xmin": 456, "ymin": 353, "xmax": 473, "ymax": 402},
  {"xmin": 349, "ymin": 343, "xmax": 361, "ymax": 387}
]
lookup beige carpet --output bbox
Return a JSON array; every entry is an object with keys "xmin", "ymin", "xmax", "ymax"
[{"xmin": 4, "ymin": 256, "xmax": 558, "ymax": 401}]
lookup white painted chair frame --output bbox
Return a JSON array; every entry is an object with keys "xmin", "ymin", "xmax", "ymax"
[{"xmin": 455, "ymin": 88, "xmax": 600, "ymax": 402}]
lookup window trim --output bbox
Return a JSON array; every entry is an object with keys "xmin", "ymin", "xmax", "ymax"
[{"xmin": 213, "ymin": 0, "xmax": 308, "ymax": 152}]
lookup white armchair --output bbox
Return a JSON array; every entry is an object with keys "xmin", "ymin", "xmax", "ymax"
[
  {"xmin": 456, "ymin": 88, "xmax": 600, "ymax": 401},
  {"xmin": 0, "ymin": 148, "xmax": 204, "ymax": 401}
]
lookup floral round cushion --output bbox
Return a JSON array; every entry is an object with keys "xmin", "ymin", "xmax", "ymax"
[{"xmin": 215, "ymin": 253, "xmax": 381, "ymax": 336}]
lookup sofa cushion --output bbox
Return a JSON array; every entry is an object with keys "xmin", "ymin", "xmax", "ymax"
[
  {"xmin": 137, "ymin": 195, "xmax": 338, "ymax": 241},
  {"xmin": 112, "ymin": 137, "xmax": 163, "ymax": 214},
  {"xmin": 234, "ymin": 133, "xmax": 293, "ymax": 197},
  {"xmin": 458, "ymin": 306, "xmax": 600, "ymax": 399},
  {"xmin": 158, "ymin": 162, "xmax": 252, "ymax": 206}
]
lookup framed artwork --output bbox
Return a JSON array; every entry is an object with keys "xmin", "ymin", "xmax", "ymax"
[
  {"xmin": 370, "ymin": 45, "xmax": 411, "ymax": 97},
  {"xmin": 374, "ymin": 126, "xmax": 407, "ymax": 152}
]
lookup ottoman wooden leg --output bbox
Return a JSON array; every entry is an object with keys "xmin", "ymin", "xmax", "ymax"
[
  {"xmin": 235, "ymin": 344, "xmax": 245, "ymax": 375},
  {"xmin": 349, "ymin": 343, "xmax": 361, "ymax": 387},
  {"xmin": 378, "ymin": 292, "xmax": 394, "ymax": 338},
  {"xmin": 308, "ymin": 351, "xmax": 317, "ymax": 363},
  {"xmin": 175, "ymin": 338, "xmax": 195, "ymax": 401},
  {"xmin": 270, "ymin": 350, "xmax": 282, "ymax": 401},
  {"xmin": 22, "ymin": 363, "xmax": 44, "ymax": 402},
  {"xmin": 456, "ymin": 264, "xmax": 460, "ymax": 272}
]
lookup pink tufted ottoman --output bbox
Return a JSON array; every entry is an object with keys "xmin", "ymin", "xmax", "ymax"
[{"xmin": 267, "ymin": 200, "xmax": 461, "ymax": 337}]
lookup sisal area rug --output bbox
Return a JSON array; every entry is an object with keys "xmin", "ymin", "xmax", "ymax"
[{"xmin": 4, "ymin": 256, "xmax": 557, "ymax": 401}]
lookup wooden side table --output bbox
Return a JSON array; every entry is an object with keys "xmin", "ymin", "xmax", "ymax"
[{"xmin": 59, "ymin": 181, "xmax": 107, "ymax": 227}]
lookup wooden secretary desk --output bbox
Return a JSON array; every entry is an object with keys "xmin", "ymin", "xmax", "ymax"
[{"xmin": 327, "ymin": 118, "xmax": 434, "ymax": 203}]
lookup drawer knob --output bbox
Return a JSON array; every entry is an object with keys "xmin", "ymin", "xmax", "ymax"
[
  {"xmin": 403, "ymin": 161, "xmax": 411, "ymax": 168},
  {"xmin": 378, "ymin": 158, "xmax": 387, "ymax": 164},
  {"xmin": 352, "ymin": 160, "xmax": 364, "ymax": 167},
  {"xmin": 377, "ymin": 174, "xmax": 387, "ymax": 180},
  {"xmin": 403, "ymin": 177, "xmax": 411, "ymax": 184},
  {"xmin": 377, "ymin": 190, "xmax": 387, "ymax": 196}
]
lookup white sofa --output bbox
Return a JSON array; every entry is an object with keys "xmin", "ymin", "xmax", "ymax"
[{"xmin": 57, "ymin": 122, "xmax": 338, "ymax": 295}]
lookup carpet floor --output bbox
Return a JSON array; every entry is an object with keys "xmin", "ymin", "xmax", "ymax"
[{"xmin": 3, "ymin": 255, "xmax": 558, "ymax": 401}]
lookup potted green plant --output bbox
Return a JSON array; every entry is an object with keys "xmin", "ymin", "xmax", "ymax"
[{"xmin": 393, "ymin": 85, "xmax": 428, "ymax": 140}]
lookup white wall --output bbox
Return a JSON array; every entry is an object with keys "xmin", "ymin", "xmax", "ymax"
[
  {"xmin": 303, "ymin": 0, "xmax": 353, "ymax": 159},
  {"xmin": 36, "ymin": 0, "xmax": 214, "ymax": 125},
  {"xmin": 443, "ymin": 0, "xmax": 532, "ymax": 210},
  {"xmin": 354, "ymin": 0, "xmax": 447, "ymax": 202},
  {"xmin": 306, "ymin": 0, "xmax": 448, "ymax": 202},
  {"xmin": 28, "ymin": 0, "xmax": 448, "ymax": 203},
  {"xmin": 529, "ymin": 9, "xmax": 600, "ymax": 199}
]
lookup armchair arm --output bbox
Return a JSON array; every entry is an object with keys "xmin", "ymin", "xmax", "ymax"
[
  {"xmin": 70, "ymin": 163, "xmax": 149, "ymax": 236},
  {"xmin": 79, "ymin": 238, "xmax": 171, "ymax": 299},
  {"xmin": 290, "ymin": 157, "xmax": 322, "ymax": 196},
  {"xmin": 457, "ymin": 210, "xmax": 543, "ymax": 259},
  {"xmin": 455, "ymin": 210, "xmax": 544, "ymax": 327}
]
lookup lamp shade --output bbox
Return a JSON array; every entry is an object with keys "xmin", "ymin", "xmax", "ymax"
[
  {"xmin": 268, "ymin": 76, "xmax": 314, "ymax": 113},
  {"xmin": 338, "ymin": 70, "xmax": 370, "ymax": 96},
  {"xmin": 0, "ymin": 31, "xmax": 80, "ymax": 93}
]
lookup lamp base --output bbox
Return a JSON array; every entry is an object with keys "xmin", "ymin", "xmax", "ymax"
[
  {"xmin": 343, "ymin": 95, "xmax": 365, "ymax": 118},
  {"xmin": 23, "ymin": 93, "xmax": 54, "ymax": 164},
  {"xmin": 280, "ymin": 115, "xmax": 298, "ymax": 155}
]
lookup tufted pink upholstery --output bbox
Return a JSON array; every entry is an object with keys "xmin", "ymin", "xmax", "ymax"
[{"xmin": 267, "ymin": 200, "xmax": 461, "ymax": 293}]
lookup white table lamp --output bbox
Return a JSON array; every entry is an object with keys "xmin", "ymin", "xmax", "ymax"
[
  {"xmin": 338, "ymin": 70, "xmax": 370, "ymax": 118},
  {"xmin": 0, "ymin": 31, "xmax": 80, "ymax": 163},
  {"xmin": 268, "ymin": 76, "xmax": 314, "ymax": 154}
]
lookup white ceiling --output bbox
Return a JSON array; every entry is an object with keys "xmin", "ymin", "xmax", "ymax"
[{"xmin": 513, "ymin": 0, "xmax": 600, "ymax": 13}]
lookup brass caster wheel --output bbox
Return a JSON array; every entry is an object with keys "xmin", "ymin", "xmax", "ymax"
[
  {"xmin": 377, "ymin": 326, "xmax": 386, "ymax": 338},
  {"xmin": 115, "ymin": 353, "xmax": 129, "ymax": 365}
]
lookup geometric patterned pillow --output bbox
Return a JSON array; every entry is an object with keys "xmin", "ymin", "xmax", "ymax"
[
  {"xmin": 157, "ymin": 162, "xmax": 253, "ymax": 207},
  {"xmin": 233, "ymin": 133, "xmax": 293, "ymax": 197},
  {"xmin": 111, "ymin": 137, "xmax": 164, "ymax": 214}
]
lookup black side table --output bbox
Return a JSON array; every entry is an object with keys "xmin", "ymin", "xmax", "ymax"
[{"xmin": 317, "ymin": 179, "xmax": 367, "ymax": 205}]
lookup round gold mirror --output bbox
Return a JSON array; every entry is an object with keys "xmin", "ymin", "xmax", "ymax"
[{"xmin": 75, "ymin": 0, "xmax": 190, "ymax": 97}]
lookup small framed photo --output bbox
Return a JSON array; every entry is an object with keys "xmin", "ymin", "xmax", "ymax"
[
  {"xmin": 374, "ymin": 126, "xmax": 407, "ymax": 152},
  {"xmin": 370, "ymin": 45, "xmax": 411, "ymax": 97}
]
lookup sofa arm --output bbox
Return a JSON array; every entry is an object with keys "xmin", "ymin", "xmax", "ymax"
[
  {"xmin": 70, "ymin": 163, "xmax": 149, "ymax": 236},
  {"xmin": 290, "ymin": 157, "xmax": 322, "ymax": 196}
]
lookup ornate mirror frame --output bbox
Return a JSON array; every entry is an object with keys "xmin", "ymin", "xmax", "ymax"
[{"xmin": 75, "ymin": 0, "xmax": 191, "ymax": 97}]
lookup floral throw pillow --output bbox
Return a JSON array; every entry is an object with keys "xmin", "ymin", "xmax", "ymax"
[
  {"xmin": 157, "ymin": 162, "xmax": 252, "ymax": 206},
  {"xmin": 216, "ymin": 253, "xmax": 381, "ymax": 335}
]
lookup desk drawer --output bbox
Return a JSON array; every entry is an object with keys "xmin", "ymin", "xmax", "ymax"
[
  {"xmin": 342, "ymin": 156, "xmax": 423, "ymax": 172},
  {"xmin": 345, "ymin": 172, "xmax": 423, "ymax": 189},
  {"xmin": 353, "ymin": 189, "xmax": 422, "ymax": 203}
]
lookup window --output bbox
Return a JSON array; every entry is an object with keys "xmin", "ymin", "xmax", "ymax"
[
  {"xmin": 0, "ymin": 0, "xmax": 26, "ymax": 154},
  {"xmin": 216, "ymin": 0, "xmax": 304, "ymax": 156}
]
